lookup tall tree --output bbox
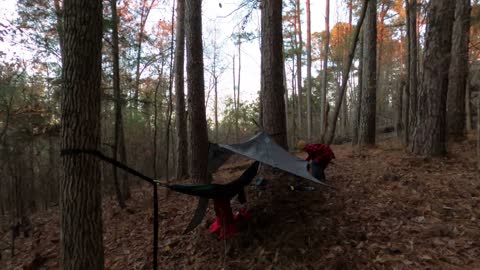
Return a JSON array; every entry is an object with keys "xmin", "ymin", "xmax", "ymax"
[
  {"xmin": 320, "ymin": 0, "xmax": 330, "ymax": 141},
  {"xmin": 60, "ymin": 0, "xmax": 104, "ymax": 268},
  {"xmin": 447, "ymin": 0, "xmax": 471, "ymax": 139},
  {"xmin": 352, "ymin": 32, "xmax": 364, "ymax": 145},
  {"xmin": 261, "ymin": 0, "xmax": 288, "ymax": 148},
  {"xmin": 110, "ymin": 0, "xmax": 126, "ymax": 209},
  {"xmin": 174, "ymin": 0, "xmax": 188, "ymax": 179},
  {"xmin": 306, "ymin": 0, "xmax": 312, "ymax": 141},
  {"xmin": 358, "ymin": 0, "xmax": 377, "ymax": 146},
  {"xmin": 295, "ymin": 0, "xmax": 303, "ymax": 138},
  {"xmin": 411, "ymin": 0, "xmax": 455, "ymax": 156},
  {"xmin": 405, "ymin": 0, "xmax": 418, "ymax": 145},
  {"xmin": 185, "ymin": 0, "xmax": 208, "ymax": 182},
  {"xmin": 165, "ymin": 1, "xmax": 176, "ymax": 183}
]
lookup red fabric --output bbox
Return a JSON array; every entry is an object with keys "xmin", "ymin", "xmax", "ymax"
[
  {"xmin": 304, "ymin": 144, "xmax": 335, "ymax": 166},
  {"xmin": 209, "ymin": 198, "xmax": 238, "ymax": 239}
]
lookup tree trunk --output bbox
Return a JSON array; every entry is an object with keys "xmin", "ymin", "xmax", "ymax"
[
  {"xmin": 325, "ymin": 0, "xmax": 369, "ymax": 145},
  {"xmin": 165, "ymin": 0, "xmax": 175, "ymax": 183},
  {"xmin": 352, "ymin": 32, "xmax": 364, "ymax": 145},
  {"xmin": 153, "ymin": 60, "xmax": 165, "ymax": 180},
  {"xmin": 53, "ymin": 0, "xmax": 65, "ymax": 63},
  {"xmin": 406, "ymin": 0, "xmax": 418, "ymax": 144},
  {"xmin": 214, "ymin": 75, "xmax": 219, "ymax": 142},
  {"xmin": 295, "ymin": 0, "xmax": 303, "ymax": 138},
  {"xmin": 358, "ymin": 0, "xmax": 377, "ymax": 146},
  {"xmin": 233, "ymin": 54, "xmax": 238, "ymax": 142},
  {"xmin": 60, "ymin": 0, "xmax": 104, "ymax": 268},
  {"xmin": 110, "ymin": 0, "xmax": 126, "ymax": 209},
  {"xmin": 186, "ymin": 0, "xmax": 209, "ymax": 183},
  {"xmin": 237, "ymin": 36, "xmax": 241, "ymax": 139},
  {"xmin": 320, "ymin": 0, "xmax": 330, "ymax": 141},
  {"xmin": 447, "ymin": 0, "xmax": 471, "ymax": 139},
  {"xmin": 466, "ymin": 82, "xmax": 472, "ymax": 131},
  {"xmin": 396, "ymin": 80, "xmax": 405, "ymax": 137},
  {"xmin": 411, "ymin": 0, "xmax": 455, "ymax": 156},
  {"xmin": 261, "ymin": 0, "xmax": 287, "ymax": 149},
  {"xmin": 477, "ymin": 83, "xmax": 480, "ymax": 172},
  {"xmin": 174, "ymin": 0, "xmax": 188, "ymax": 179},
  {"xmin": 306, "ymin": 0, "xmax": 312, "ymax": 141}
]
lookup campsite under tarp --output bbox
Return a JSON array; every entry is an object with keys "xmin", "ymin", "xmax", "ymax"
[
  {"xmin": 216, "ymin": 132, "xmax": 328, "ymax": 186},
  {"xmin": 180, "ymin": 131, "xmax": 330, "ymax": 233}
]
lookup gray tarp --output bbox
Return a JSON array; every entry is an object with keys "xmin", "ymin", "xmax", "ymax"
[
  {"xmin": 184, "ymin": 132, "xmax": 330, "ymax": 233},
  {"xmin": 218, "ymin": 132, "xmax": 328, "ymax": 186}
]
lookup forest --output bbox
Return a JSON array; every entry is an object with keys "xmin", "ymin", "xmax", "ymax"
[{"xmin": 1, "ymin": 0, "xmax": 480, "ymax": 269}]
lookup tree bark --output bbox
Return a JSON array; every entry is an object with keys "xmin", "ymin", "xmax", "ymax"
[
  {"xmin": 466, "ymin": 81, "xmax": 472, "ymax": 131},
  {"xmin": 358, "ymin": 0, "xmax": 377, "ymax": 146},
  {"xmin": 53, "ymin": 0, "xmax": 65, "ymax": 64},
  {"xmin": 60, "ymin": 0, "xmax": 104, "ymax": 268},
  {"xmin": 295, "ymin": 0, "xmax": 303, "ymax": 138},
  {"xmin": 174, "ymin": 0, "xmax": 188, "ymax": 179},
  {"xmin": 110, "ymin": 0, "xmax": 126, "ymax": 209},
  {"xmin": 186, "ymin": 0, "xmax": 209, "ymax": 183},
  {"xmin": 352, "ymin": 32, "xmax": 364, "ymax": 145},
  {"xmin": 306, "ymin": 0, "xmax": 312, "ymax": 141},
  {"xmin": 233, "ymin": 54, "xmax": 238, "ymax": 142},
  {"xmin": 165, "ymin": 0, "xmax": 175, "ymax": 183},
  {"xmin": 320, "ymin": 0, "xmax": 330, "ymax": 141},
  {"xmin": 325, "ymin": 0, "xmax": 369, "ymax": 145},
  {"xmin": 447, "ymin": 0, "xmax": 471, "ymax": 139},
  {"xmin": 411, "ymin": 0, "xmax": 455, "ymax": 156},
  {"xmin": 406, "ymin": 0, "xmax": 418, "ymax": 145},
  {"xmin": 261, "ymin": 0, "xmax": 287, "ymax": 149}
]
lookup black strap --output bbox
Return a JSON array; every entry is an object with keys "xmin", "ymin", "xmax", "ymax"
[
  {"xmin": 61, "ymin": 149, "xmax": 155, "ymax": 185},
  {"xmin": 61, "ymin": 148, "xmax": 159, "ymax": 270}
]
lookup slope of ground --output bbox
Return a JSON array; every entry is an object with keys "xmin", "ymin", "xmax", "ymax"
[{"xmin": 1, "ymin": 137, "xmax": 480, "ymax": 269}]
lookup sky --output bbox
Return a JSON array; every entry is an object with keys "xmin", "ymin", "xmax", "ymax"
[{"xmin": 0, "ymin": 0, "xmax": 349, "ymax": 115}]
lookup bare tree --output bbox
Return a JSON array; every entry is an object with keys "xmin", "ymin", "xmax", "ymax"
[{"xmin": 60, "ymin": 0, "xmax": 104, "ymax": 268}]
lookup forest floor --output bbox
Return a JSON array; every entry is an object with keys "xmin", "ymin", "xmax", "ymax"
[{"xmin": 1, "ymin": 135, "xmax": 480, "ymax": 270}]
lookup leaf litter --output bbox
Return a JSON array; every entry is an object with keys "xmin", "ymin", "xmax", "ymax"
[{"xmin": 1, "ymin": 136, "xmax": 480, "ymax": 269}]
